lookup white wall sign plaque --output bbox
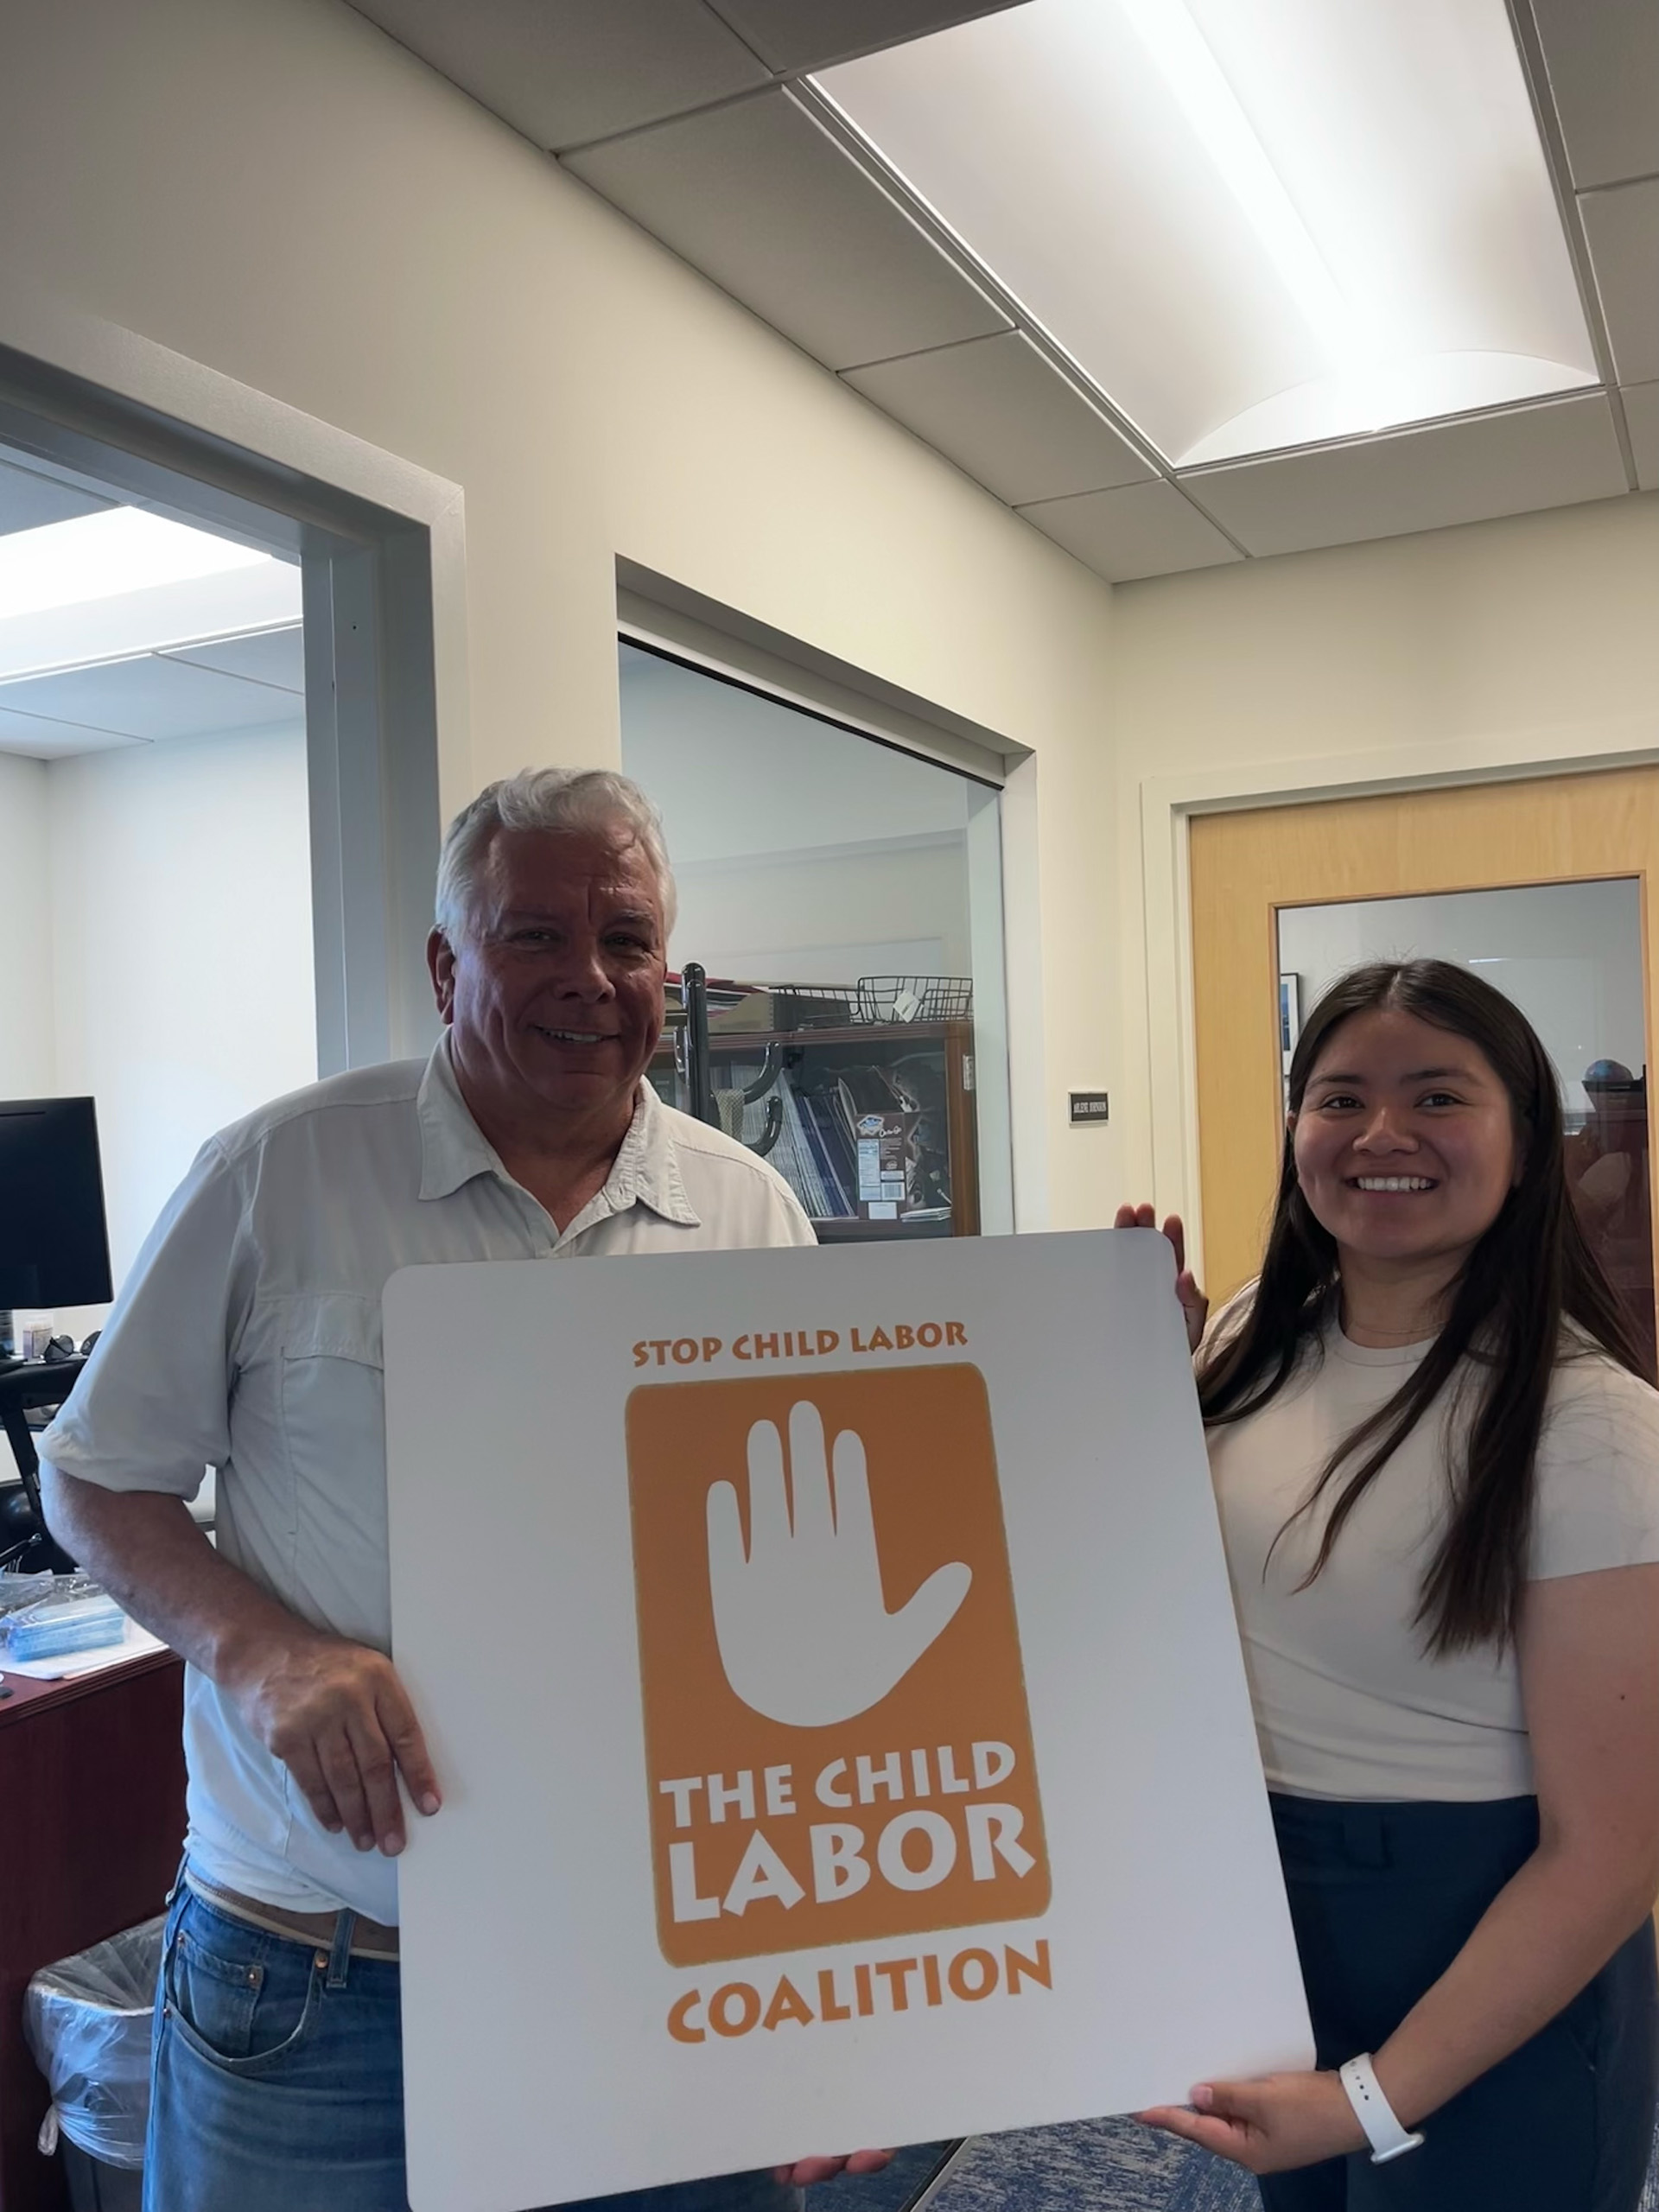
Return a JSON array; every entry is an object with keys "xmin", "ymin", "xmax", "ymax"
[{"xmin": 385, "ymin": 1230, "xmax": 1312, "ymax": 2212}]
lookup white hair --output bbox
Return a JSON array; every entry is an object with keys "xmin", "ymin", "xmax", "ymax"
[{"xmin": 434, "ymin": 767, "xmax": 677, "ymax": 942}]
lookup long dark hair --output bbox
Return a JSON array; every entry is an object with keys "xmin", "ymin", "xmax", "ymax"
[{"xmin": 1198, "ymin": 958, "xmax": 1649, "ymax": 1655}]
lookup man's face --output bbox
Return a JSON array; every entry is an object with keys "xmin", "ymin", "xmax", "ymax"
[{"xmin": 428, "ymin": 824, "xmax": 668, "ymax": 1137}]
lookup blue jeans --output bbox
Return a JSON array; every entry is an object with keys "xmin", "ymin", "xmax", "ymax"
[{"xmin": 145, "ymin": 1883, "xmax": 803, "ymax": 2212}]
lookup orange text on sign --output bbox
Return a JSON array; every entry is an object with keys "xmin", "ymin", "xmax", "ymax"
[{"xmin": 632, "ymin": 1322, "xmax": 969, "ymax": 1367}]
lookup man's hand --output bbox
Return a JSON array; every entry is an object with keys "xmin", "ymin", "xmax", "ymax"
[
  {"xmin": 38, "ymin": 1472, "xmax": 445, "ymax": 1860},
  {"xmin": 772, "ymin": 2152, "xmax": 893, "ymax": 2187},
  {"xmin": 1115, "ymin": 1205, "xmax": 1209, "ymax": 1353},
  {"xmin": 220, "ymin": 1625, "xmax": 442, "ymax": 1857},
  {"xmin": 1138, "ymin": 2069, "xmax": 1364, "ymax": 2174}
]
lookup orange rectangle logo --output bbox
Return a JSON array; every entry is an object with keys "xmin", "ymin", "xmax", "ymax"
[{"xmin": 627, "ymin": 1364, "xmax": 1049, "ymax": 1966}]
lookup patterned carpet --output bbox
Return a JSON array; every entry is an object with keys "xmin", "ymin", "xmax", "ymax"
[
  {"xmin": 810, "ymin": 2122, "xmax": 1260, "ymax": 2212},
  {"xmin": 813, "ymin": 2108, "xmax": 1659, "ymax": 2210}
]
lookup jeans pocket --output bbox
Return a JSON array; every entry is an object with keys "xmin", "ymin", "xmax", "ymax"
[{"xmin": 163, "ymin": 1910, "xmax": 319, "ymax": 2071}]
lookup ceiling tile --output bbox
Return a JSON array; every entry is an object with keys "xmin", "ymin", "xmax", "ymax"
[
  {"xmin": 1624, "ymin": 383, "xmax": 1659, "ymax": 491},
  {"xmin": 564, "ymin": 87, "xmax": 1009, "ymax": 368},
  {"xmin": 346, "ymin": 0, "xmax": 770, "ymax": 152},
  {"xmin": 0, "ymin": 455, "xmax": 114, "ymax": 540},
  {"xmin": 706, "ymin": 0, "xmax": 1027, "ymax": 73},
  {"xmin": 165, "ymin": 625, "xmax": 306, "ymax": 693},
  {"xmin": 1581, "ymin": 179, "xmax": 1659, "ymax": 385},
  {"xmin": 842, "ymin": 333, "xmax": 1154, "ymax": 505},
  {"xmin": 0, "ymin": 656, "xmax": 304, "ymax": 742},
  {"xmin": 1185, "ymin": 395, "xmax": 1630, "ymax": 557},
  {"xmin": 0, "ymin": 704, "xmax": 143, "ymax": 760},
  {"xmin": 1014, "ymin": 480, "xmax": 1240, "ymax": 583},
  {"xmin": 1529, "ymin": 0, "xmax": 1659, "ymax": 190}
]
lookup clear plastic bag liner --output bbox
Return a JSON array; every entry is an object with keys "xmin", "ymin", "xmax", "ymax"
[
  {"xmin": 1, "ymin": 1579, "xmax": 124, "ymax": 1661},
  {"xmin": 24, "ymin": 1917, "xmax": 165, "ymax": 2168}
]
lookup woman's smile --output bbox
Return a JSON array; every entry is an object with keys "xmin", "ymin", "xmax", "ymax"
[{"xmin": 1291, "ymin": 1006, "xmax": 1520, "ymax": 1277}]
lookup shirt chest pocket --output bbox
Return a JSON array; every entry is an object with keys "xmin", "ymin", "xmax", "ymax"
[{"xmin": 275, "ymin": 1295, "xmax": 391, "ymax": 1648}]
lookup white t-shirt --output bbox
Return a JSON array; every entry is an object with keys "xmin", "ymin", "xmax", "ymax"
[
  {"xmin": 39, "ymin": 1038, "xmax": 815, "ymax": 1921},
  {"xmin": 1207, "ymin": 1317, "xmax": 1659, "ymax": 1801}
]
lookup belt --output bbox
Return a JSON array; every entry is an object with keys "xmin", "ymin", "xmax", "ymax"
[{"xmin": 184, "ymin": 1870, "xmax": 401, "ymax": 1961}]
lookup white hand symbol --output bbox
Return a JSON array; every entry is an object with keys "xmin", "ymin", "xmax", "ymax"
[{"xmin": 706, "ymin": 1400, "xmax": 972, "ymax": 1727}]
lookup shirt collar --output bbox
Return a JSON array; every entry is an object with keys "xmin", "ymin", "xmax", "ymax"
[{"xmin": 416, "ymin": 1033, "xmax": 701, "ymax": 1228}]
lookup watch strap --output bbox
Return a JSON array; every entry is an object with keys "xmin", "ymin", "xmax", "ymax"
[{"xmin": 1338, "ymin": 2053, "xmax": 1425, "ymax": 2164}]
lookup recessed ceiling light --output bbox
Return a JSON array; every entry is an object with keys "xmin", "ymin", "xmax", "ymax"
[
  {"xmin": 817, "ymin": 0, "xmax": 1599, "ymax": 467},
  {"xmin": 0, "ymin": 506, "xmax": 271, "ymax": 621}
]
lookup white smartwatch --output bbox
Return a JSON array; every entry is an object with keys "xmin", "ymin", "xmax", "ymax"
[{"xmin": 1338, "ymin": 2054, "xmax": 1425, "ymax": 2164}]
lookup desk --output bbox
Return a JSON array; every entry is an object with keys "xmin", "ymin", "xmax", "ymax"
[{"xmin": 0, "ymin": 1650, "xmax": 185, "ymax": 2212}]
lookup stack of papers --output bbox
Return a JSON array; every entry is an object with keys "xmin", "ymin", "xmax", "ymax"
[{"xmin": 1, "ymin": 1615, "xmax": 168, "ymax": 1681}]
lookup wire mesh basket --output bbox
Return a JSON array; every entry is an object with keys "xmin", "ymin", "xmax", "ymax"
[{"xmin": 855, "ymin": 976, "xmax": 974, "ymax": 1023}]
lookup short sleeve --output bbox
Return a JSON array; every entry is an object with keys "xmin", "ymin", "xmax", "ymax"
[
  {"xmin": 1529, "ymin": 1355, "xmax": 1659, "ymax": 1581},
  {"xmin": 761, "ymin": 1172, "xmax": 818, "ymax": 1249},
  {"xmin": 37, "ymin": 1137, "xmax": 251, "ymax": 1499}
]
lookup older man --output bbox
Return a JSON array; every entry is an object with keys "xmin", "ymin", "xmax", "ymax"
[{"xmin": 41, "ymin": 770, "xmax": 884, "ymax": 2212}]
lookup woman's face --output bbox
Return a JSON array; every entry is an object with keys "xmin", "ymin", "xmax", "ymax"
[{"xmin": 1290, "ymin": 1007, "xmax": 1522, "ymax": 1276}]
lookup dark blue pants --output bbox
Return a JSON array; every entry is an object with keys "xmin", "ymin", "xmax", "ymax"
[{"xmin": 1261, "ymin": 1794, "xmax": 1659, "ymax": 2211}]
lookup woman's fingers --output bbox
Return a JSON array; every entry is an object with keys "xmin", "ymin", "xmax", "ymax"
[
  {"xmin": 1136, "ymin": 2104, "xmax": 1257, "ymax": 2159},
  {"xmin": 1117, "ymin": 1206, "xmax": 1209, "ymax": 1349},
  {"xmin": 1142, "ymin": 2071, "xmax": 1365, "ymax": 2176}
]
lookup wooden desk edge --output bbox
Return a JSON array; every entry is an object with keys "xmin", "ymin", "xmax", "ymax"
[{"xmin": 0, "ymin": 1647, "xmax": 181, "ymax": 1726}]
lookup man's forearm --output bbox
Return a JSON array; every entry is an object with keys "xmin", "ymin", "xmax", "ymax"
[
  {"xmin": 39, "ymin": 1461, "xmax": 317, "ymax": 1683},
  {"xmin": 1375, "ymin": 1835, "xmax": 1659, "ymax": 2128}
]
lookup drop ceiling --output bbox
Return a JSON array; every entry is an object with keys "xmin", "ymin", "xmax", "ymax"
[
  {"xmin": 346, "ymin": 0, "xmax": 1656, "ymax": 583},
  {"xmin": 0, "ymin": 448, "xmax": 305, "ymax": 759}
]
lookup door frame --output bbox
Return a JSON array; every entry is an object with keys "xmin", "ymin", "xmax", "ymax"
[
  {"xmin": 1139, "ymin": 718, "xmax": 1659, "ymax": 1281},
  {"xmin": 0, "ymin": 296, "xmax": 467, "ymax": 1072}
]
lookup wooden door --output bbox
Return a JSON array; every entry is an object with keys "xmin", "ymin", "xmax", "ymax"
[{"xmin": 1190, "ymin": 766, "xmax": 1659, "ymax": 1309}]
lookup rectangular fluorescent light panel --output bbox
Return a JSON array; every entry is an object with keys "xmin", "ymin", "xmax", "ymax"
[
  {"xmin": 817, "ymin": 0, "xmax": 1599, "ymax": 467},
  {"xmin": 0, "ymin": 506, "xmax": 271, "ymax": 621}
]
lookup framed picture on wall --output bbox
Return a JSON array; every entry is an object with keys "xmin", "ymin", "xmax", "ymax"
[{"xmin": 1279, "ymin": 973, "xmax": 1301, "ymax": 1062}]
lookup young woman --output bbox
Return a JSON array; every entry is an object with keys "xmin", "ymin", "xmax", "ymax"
[{"xmin": 1126, "ymin": 959, "xmax": 1659, "ymax": 2209}]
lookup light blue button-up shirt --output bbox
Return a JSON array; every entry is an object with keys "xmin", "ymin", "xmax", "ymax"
[{"xmin": 41, "ymin": 1035, "xmax": 813, "ymax": 1919}]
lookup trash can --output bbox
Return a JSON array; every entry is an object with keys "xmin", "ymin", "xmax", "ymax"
[{"xmin": 23, "ymin": 1916, "xmax": 163, "ymax": 2212}]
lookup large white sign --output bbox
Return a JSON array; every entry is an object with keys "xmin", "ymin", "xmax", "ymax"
[{"xmin": 385, "ymin": 1230, "xmax": 1311, "ymax": 2212}]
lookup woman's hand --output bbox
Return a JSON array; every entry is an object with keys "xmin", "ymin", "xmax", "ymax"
[
  {"xmin": 1114, "ymin": 1205, "xmax": 1209, "ymax": 1352},
  {"xmin": 1138, "ymin": 2069, "xmax": 1364, "ymax": 2175}
]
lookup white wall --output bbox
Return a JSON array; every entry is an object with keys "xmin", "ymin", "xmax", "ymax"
[
  {"xmin": 1110, "ymin": 493, "xmax": 1659, "ymax": 1240},
  {"xmin": 48, "ymin": 723, "xmax": 317, "ymax": 1297},
  {"xmin": 0, "ymin": 0, "xmax": 1121, "ymax": 1232},
  {"xmin": 0, "ymin": 750, "xmax": 53, "ymax": 1101}
]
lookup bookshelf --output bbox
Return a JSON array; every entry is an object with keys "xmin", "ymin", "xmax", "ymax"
[{"xmin": 649, "ymin": 972, "xmax": 980, "ymax": 1243}]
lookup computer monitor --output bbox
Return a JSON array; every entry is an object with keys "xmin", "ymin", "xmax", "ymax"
[{"xmin": 0, "ymin": 1096, "xmax": 114, "ymax": 1313}]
